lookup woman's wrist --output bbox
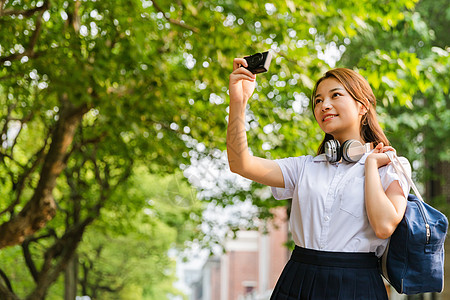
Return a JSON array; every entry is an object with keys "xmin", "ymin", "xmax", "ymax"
[
  {"xmin": 365, "ymin": 155, "xmax": 381, "ymax": 169},
  {"xmin": 366, "ymin": 153, "xmax": 391, "ymax": 169}
]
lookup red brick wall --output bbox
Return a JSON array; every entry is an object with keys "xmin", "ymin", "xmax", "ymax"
[
  {"xmin": 268, "ymin": 207, "xmax": 289, "ymax": 289},
  {"xmin": 199, "ymin": 207, "xmax": 290, "ymax": 299},
  {"xmin": 226, "ymin": 251, "xmax": 259, "ymax": 300}
]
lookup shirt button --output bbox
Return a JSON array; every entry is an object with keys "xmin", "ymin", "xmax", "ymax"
[{"xmin": 324, "ymin": 216, "xmax": 330, "ymax": 222}]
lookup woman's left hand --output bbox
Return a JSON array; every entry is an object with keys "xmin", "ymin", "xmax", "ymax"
[{"xmin": 366, "ymin": 142, "xmax": 395, "ymax": 168}]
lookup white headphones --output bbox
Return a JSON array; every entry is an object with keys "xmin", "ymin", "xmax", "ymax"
[{"xmin": 325, "ymin": 139, "xmax": 372, "ymax": 163}]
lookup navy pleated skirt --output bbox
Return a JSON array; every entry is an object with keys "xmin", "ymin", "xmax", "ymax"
[{"xmin": 270, "ymin": 246, "xmax": 388, "ymax": 300}]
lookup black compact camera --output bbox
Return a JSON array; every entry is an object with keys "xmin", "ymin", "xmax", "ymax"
[{"xmin": 244, "ymin": 51, "xmax": 272, "ymax": 74}]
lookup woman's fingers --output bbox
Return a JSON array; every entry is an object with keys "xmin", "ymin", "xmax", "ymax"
[
  {"xmin": 373, "ymin": 142, "xmax": 383, "ymax": 153},
  {"xmin": 230, "ymin": 73, "xmax": 256, "ymax": 83},
  {"xmin": 380, "ymin": 146, "xmax": 396, "ymax": 154},
  {"xmin": 230, "ymin": 65, "xmax": 256, "ymax": 82},
  {"xmin": 233, "ymin": 57, "xmax": 248, "ymax": 70},
  {"xmin": 374, "ymin": 143, "xmax": 396, "ymax": 154},
  {"xmin": 382, "ymin": 147, "xmax": 396, "ymax": 153}
]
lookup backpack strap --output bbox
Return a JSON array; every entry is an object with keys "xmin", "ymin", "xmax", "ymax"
[
  {"xmin": 385, "ymin": 151, "xmax": 431, "ymax": 243},
  {"xmin": 385, "ymin": 151, "xmax": 423, "ymax": 202}
]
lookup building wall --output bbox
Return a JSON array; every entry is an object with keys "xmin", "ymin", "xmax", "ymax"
[
  {"xmin": 222, "ymin": 230, "xmax": 260, "ymax": 300},
  {"xmin": 211, "ymin": 258, "xmax": 221, "ymax": 300},
  {"xmin": 267, "ymin": 207, "xmax": 289, "ymax": 290},
  {"xmin": 194, "ymin": 207, "xmax": 290, "ymax": 300},
  {"xmin": 227, "ymin": 250, "xmax": 259, "ymax": 300}
]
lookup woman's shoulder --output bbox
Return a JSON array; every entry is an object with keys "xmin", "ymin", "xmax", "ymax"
[
  {"xmin": 273, "ymin": 155, "xmax": 319, "ymax": 175},
  {"xmin": 379, "ymin": 155, "xmax": 412, "ymax": 178},
  {"xmin": 275, "ymin": 154, "xmax": 318, "ymax": 164},
  {"xmin": 395, "ymin": 156, "xmax": 412, "ymax": 177}
]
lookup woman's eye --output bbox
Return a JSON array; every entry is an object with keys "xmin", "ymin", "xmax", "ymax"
[
  {"xmin": 332, "ymin": 93, "xmax": 341, "ymax": 98},
  {"xmin": 315, "ymin": 99, "xmax": 323, "ymax": 104}
]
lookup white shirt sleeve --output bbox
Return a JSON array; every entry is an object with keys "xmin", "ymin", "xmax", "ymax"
[
  {"xmin": 378, "ymin": 156, "xmax": 411, "ymax": 197},
  {"xmin": 271, "ymin": 156, "xmax": 307, "ymax": 200}
]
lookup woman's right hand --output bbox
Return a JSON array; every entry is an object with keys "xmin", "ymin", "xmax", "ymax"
[
  {"xmin": 229, "ymin": 58, "xmax": 256, "ymax": 105},
  {"xmin": 227, "ymin": 57, "xmax": 284, "ymax": 189}
]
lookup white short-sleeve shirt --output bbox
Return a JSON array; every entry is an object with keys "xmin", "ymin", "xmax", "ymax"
[{"xmin": 271, "ymin": 152, "xmax": 411, "ymax": 257}]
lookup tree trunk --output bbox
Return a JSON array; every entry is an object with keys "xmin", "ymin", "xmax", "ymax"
[
  {"xmin": 26, "ymin": 218, "xmax": 93, "ymax": 300},
  {"xmin": 425, "ymin": 161, "xmax": 450, "ymax": 205},
  {"xmin": 424, "ymin": 160, "xmax": 449, "ymax": 300},
  {"xmin": 65, "ymin": 253, "xmax": 79, "ymax": 300},
  {"xmin": 428, "ymin": 161, "xmax": 450, "ymax": 300}
]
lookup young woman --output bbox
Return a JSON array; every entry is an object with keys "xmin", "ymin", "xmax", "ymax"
[{"xmin": 227, "ymin": 58, "xmax": 411, "ymax": 299}]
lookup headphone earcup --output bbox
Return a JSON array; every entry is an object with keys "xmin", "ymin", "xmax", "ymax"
[
  {"xmin": 342, "ymin": 140, "xmax": 365, "ymax": 163},
  {"xmin": 325, "ymin": 139, "xmax": 341, "ymax": 163}
]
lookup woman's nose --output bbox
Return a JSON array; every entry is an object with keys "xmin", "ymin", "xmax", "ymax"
[{"xmin": 321, "ymin": 98, "xmax": 332, "ymax": 111}]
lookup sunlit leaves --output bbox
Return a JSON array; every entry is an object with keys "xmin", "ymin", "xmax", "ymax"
[{"xmin": 1, "ymin": 0, "xmax": 449, "ymax": 297}]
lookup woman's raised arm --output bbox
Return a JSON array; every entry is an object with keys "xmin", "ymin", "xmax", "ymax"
[{"xmin": 226, "ymin": 58, "xmax": 284, "ymax": 188}]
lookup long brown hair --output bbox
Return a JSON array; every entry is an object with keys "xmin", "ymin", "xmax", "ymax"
[{"xmin": 311, "ymin": 68, "xmax": 389, "ymax": 155}]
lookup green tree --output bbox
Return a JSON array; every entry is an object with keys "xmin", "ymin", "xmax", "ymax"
[
  {"xmin": 75, "ymin": 170, "xmax": 201, "ymax": 300},
  {"xmin": 1, "ymin": 0, "xmax": 448, "ymax": 299},
  {"xmin": 340, "ymin": 0, "xmax": 450, "ymax": 213},
  {"xmin": 0, "ymin": 169, "xmax": 201, "ymax": 300}
]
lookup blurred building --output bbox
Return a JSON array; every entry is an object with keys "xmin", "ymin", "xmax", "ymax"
[
  {"xmin": 186, "ymin": 202, "xmax": 446, "ymax": 300},
  {"xmin": 189, "ymin": 207, "xmax": 289, "ymax": 300}
]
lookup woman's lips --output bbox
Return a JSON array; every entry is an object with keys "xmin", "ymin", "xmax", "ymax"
[{"xmin": 322, "ymin": 114, "xmax": 338, "ymax": 122}]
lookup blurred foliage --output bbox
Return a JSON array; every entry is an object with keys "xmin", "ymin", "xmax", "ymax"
[
  {"xmin": 341, "ymin": 0, "xmax": 450, "ymax": 213},
  {"xmin": 0, "ymin": 169, "xmax": 200, "ymax": 299},
  {"xmin": 0, "ymin": 0, "xmax": 449, "ymax": 299},
  {"xmin": 75, "ymin": 169, "xmax": 201, "ymax": 299}
]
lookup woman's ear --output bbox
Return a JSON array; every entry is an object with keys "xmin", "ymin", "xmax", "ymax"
[{"xmin": 359, "ymin": 105, "xmax": 368, "ymax": 116}]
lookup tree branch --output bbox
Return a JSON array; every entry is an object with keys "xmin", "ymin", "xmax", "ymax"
[
  {"xmin": 9, "ymin": 112, "xmax": 33, "ymax": 157},
  {"xmin": 0, "ymin": 104, "xmax": 16, "ymax": 148},
  {"xmin": 27, "ymin": 216, "xmax": 95, "ymax": 299},
  {"xmin": 0, "ymin": 130, "xmax": 50, "ymax": 218},
  {"xmin": 0, "ymin": 281, "xmax": 19, "ymax": 300},
  {"xmin": 66, "ymin": 0, "xmax": 81, "ymax": 32},
  {"xmin": 28, "ymin": 3, "xmax": 47, "ymax": 50},
  {"xmin": 0, "ymin": 0, "xmax": 49, "ymax": 18},
  {"xmin": 0, "ymin": 1, "xmax": 48, "ymax": 63},
  {"xmin": 66, "ymin": 132, "xmax": 107, "ymax": 161},
  {"xmin": 97, "ymin": 284, "xmax": 123, "ymax": 293},
  {"xmin": 151, "ymin": 0, "xmax": 199, "ymax": 33},
  {"xmin": 0, "ymin": 0, "xmax": 5, "ymax": 15},
  {"xmin": 0, "ymin": 268, "xmax": 13, "ymax": 294},
  {"xmin": 0, "ymin": 102, "xmax": 89, "ymax": 250},
  {"xmin": 0, "ymin": 50, "xmax": 46, "ymax": 64},
  {"xmin": 22, "ymin": 230, "xmax": 57, "ymax": 283}
]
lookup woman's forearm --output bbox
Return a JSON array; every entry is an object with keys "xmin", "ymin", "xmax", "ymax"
[
  {"xmin": 226, "ymin": 100, "xmax": 284, "ymax": 187},
  {"xmin": 226, "ymin": 102, "xmax": 250, "ymax": 173}
]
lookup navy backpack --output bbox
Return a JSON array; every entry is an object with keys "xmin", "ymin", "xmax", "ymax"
[{"xmin": 380, "ymin": 153, "xmax": 448, "ymax": 294}]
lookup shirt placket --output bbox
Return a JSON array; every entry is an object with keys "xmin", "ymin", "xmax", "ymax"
[{"xmin": 319, "ymin": 164, "xmax": 344, "ymax": 250}]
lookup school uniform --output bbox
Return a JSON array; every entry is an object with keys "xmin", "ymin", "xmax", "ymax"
[{"xmin": 270, "ymin": 152, "xmax": 411, "ymax": 300}]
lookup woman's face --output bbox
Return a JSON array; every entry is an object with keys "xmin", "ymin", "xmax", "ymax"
[{"xmin": 313, "ymin": 78, "xmax": 366, "ymax": 143}]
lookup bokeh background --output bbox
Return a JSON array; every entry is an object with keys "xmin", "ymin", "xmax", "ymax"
[{"xmin": 0, "ymin": 0, "xmax": 448, "ymax": 299}]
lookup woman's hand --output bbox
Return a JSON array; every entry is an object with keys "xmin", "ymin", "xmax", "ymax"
[
  {"xmin": 366, "ymin": 142, "xmax": 395, "ymax": 169},
  {"xmin": 229, "ymin": 58, "xmax": 256, "ymax": 105}
]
